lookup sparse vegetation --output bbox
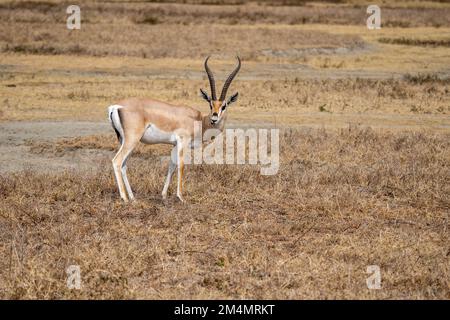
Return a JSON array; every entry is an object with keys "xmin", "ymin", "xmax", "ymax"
[
  {"xmin": 2, "ymin": 72, "xmax": 449, "ymax": 122},
  {"xmin": 1, "ymin": 0, "xmax": 448, "ymax": 27},
  {"xmin": 0, "ymin": 24, "xmax": 364, "ymax": 60},
  {"xmin": 1, "ymin": 127, "xmax": 449, "ymax": 299}
]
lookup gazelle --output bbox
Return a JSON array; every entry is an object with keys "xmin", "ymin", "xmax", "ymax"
[{"xmin": 108, "ymin": 56, "xmax": 241, "ymax": 202}]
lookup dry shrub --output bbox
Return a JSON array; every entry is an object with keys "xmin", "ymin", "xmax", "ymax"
[
  {"xmin": 403, "ymin": 73, "xmax": 450, "ymax": 85},
  {"xmin": 3, "ymin": 43, "xmax": 88, "ymax": 56},
  {"xmin": 379, "ymin": 37, "xmax": 450, "ymax": 47},
  {"xmin": 1, "ymin": 127, "xmax": 449, "ymax": 299}
]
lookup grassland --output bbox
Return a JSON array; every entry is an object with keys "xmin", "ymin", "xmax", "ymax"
[
  {"xmin": 1, "ymin": 128, "xmax": 449, "ymax": 299},
  {"xmin": 0, "ymin": 0, "xmax": 449, "ymax": 299}
]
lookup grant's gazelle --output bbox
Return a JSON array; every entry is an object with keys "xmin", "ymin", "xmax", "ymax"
[{"xmin": 108, "ymin": 56, "xmax": 241, "ymax": 202}]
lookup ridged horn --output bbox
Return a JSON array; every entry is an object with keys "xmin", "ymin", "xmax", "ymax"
[
  {"xmin": 204, "ymin": 56, "xmax": 217, "ymax": 101},
  {"xmin": 219, "ymin": 56, "xmax": 241, "ymax": 101}
]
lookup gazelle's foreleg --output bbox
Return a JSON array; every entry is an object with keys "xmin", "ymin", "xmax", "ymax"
[
  {"xmin": 176, "ymin": 138, "xmax": 187, "ymax": 202},
  {"xmin": 162, "ymin": 147, "xmax": 177, "ymax": 199}
]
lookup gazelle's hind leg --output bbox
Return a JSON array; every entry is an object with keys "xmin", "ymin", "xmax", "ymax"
[
  {"xmin": 109, "ymin": 106, "xmax": 143, "ymax": 202},
  {"xmin": 112, "ymin": 135, "xmax": 140, "ymax": 202},
  {"xmin": 112, "ymin": 144, "xmax": 128, "ymax": 202},
  {"xmin": 122, "ymin": 164, "xmax": 133, "ymax": 201}
]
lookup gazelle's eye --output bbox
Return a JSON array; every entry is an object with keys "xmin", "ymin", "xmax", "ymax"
[{"xmin": 221, "ymin": 105, "xmax": 227, "ymax": 111}]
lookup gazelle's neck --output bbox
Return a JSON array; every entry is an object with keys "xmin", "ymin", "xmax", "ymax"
[{"xmin": 201, "ymin": 113, "xmax": 227, "ymax": 135}]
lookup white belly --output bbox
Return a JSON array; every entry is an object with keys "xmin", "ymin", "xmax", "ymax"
[{"xmin": 140, "ymin": 124, "xmax": 177, "ymax": 145}]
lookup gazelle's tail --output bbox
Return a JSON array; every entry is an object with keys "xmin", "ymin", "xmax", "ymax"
[{"xmin": 107, "ymin": 105, "xmax": 124, "ymax": 144}]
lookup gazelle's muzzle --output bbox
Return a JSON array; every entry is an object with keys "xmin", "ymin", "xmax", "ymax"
[{"xmin": 210, "ymin": 112, "xmax": 219, "ymax": 124}]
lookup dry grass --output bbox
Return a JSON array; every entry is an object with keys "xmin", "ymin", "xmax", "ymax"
[
  {"xmin": 0, "ymin": 127, "xmax": 449, "ymax": 299},
  {"xmin": 0, "ymin": 24, "xmax": 364, "ymax": 60},
  {"xmin": 1, "ymin": 1, "xmax": 450, "ymax": 60},
  {"xmin": 1, "ymin": 0, "xmax": 449, "ymax": 27},
  {"xmin": 1, "ymin": 70, "xmax": 448, "ymax": 123}
]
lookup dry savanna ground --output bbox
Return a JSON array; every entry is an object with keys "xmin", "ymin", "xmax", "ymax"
[
  {"xmin": 0, "ymin": 0, "xmax": 449, "ymax": 299},
  {"xmin": 2, "ymin": 128, "xmax": 450, "ymax": 299}
]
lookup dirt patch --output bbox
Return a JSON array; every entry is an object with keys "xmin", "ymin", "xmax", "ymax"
[{"xmin": 0, "ymin": 121, "xmax": 110, "ymax": 173}]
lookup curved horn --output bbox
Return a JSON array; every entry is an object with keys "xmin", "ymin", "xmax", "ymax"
[
  {"xmin": 220, "ymin": 56, "xmax": 241, "ymax": 101},
  {"xmin": 204, "ymin": 56, "xmax": 217, "ymax": 101}
]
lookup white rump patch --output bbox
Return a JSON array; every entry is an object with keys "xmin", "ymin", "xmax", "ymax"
[{"xmin": 108, "ymin": 104, "xmax": 125, "ymax": 140}]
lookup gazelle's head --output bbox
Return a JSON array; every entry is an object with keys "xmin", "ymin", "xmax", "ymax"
[{"xmin": 200, "ymin": 56, "xmax": 241, "ymax": 125}]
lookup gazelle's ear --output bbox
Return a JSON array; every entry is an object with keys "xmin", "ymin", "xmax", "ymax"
[
  {"xmin": 226, "ymin": 92, "xmax": 239, "ymax": 105},
  {"xmin": 200, "ymin": 88, "xmax": 211, "ymax": 102}
]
